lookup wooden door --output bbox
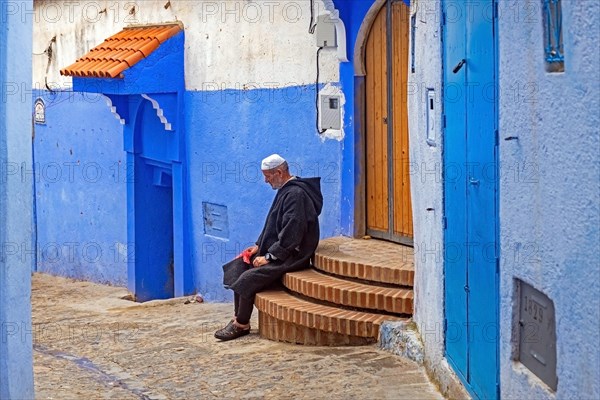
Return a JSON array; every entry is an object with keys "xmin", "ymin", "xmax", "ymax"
[{"xmin": 365, "ymin": 0, "xmax": 413, "ymax": 244}]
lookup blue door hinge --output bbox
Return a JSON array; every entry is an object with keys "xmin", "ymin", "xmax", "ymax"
[
  {"xmin": 443, "ymin": 318, "xmax": 448, "ymax": 335},
  {"xmin": 443, "ymin": 114, "xmax": 447, "ymax": 129},
  {"xmin": 442, "ymin": 11, "xmax": 446, "ymax": 26},
  {"xmin": 495, "ymin": 129, "xmax": 499, "ymax": 146},
  {"xmin": 443, "ymin": 217, "xmax": 447, "ymax": 230},
  {"xmin": 496, "ymin": 257, "xmax": 500, "ymax": 274}
]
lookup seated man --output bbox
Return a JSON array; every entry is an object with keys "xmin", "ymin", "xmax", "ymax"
[{"xmin": 215, "ymin": 154, "xmax": 323, "ymax": 341}]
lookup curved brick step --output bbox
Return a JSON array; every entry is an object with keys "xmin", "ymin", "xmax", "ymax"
[
  {"xmin": 283, "ymin": 269, "xmax": 413, "ymax": 315},
  {"xmin": 255, "ymin": 290, "xmax": 406, "ymax": 344},
  {"xmin": 258, "ymin": 312, "xmax": 374, "ymax": 346},
  {"xmin": 314, "ymin": 237, "xmax": 414, "ymax": 286}
]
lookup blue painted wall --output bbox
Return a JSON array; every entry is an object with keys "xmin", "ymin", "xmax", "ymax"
[
  {"xmin": 30, "ymin": 1, "xmax": 382, "ymax": 301},
  {"xmin": 186, "ymin": 86, "xmax": 343, "ymax": 301},
  {"xmin": 33, "ymin": 90, "xmax": 128, "ymax": 286},
  {"xmin": 0, "ymin": 0, "xmax": 35, "ymax": 396},
  {"xmin": 33, "ymin": 84, "xmax": 343, "ymax": 301},
  {"xmin": 337, "ymin": 0, "xmax": 378, "ymax": 236}
]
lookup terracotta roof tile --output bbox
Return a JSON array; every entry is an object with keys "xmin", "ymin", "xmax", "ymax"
[
  {"xmin": 60, "ymin": 23, "xmax": 182, "ymax": 79},
  {"xmin": 138, "ymin": 39, "xmax": 160, "ymax": 58}
]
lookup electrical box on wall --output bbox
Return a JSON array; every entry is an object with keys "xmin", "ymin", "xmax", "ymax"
[
  {"xmin": 320, "ymin": 95, "xmax": 341, "ymax": 130},
  {"xmin": 426, "ymin": 89, "xmax": 436, "ymax": 146},
  {"xmin": 202, "ymin": 202, "xmax": 229, "ymax": 239},
  {"xmin": 516, "ymin": 279, "xmax": 558, "ymax": 391},
  {"xmin": 316, "ymin": 14, "xmax": 337, "ymax": 48}
]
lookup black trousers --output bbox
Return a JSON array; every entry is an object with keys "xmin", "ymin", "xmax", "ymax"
[
  {"xmin": 234, "ymin": 292, "xmax": 255, "ymax": 325},
  {"xmin": 223, "ymin": 257, "xmax": 286, "ymax": 325}
]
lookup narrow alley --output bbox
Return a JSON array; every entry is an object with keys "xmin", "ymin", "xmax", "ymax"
[{"xmin": 32, "ymin": 273, "xmax": 442, "ymax": 399}]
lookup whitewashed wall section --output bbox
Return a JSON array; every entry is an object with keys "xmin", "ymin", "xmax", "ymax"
[
  {"xmin": 405, "ymin": 0, "xmax": 468, "ymax": 397},
  {"xmin": 498, "ymin": 1, "xmax": 600, "ymax": 398},
  {"xmin": 33, "ymin": 0, "xmax": 344, "ymax": 90}
]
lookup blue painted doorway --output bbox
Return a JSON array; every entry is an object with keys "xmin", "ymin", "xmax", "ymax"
[
  {"xmin": 443, "ymin": 1, "xmax": 499, "ymax": 398},
  {"xmin": 128, "ymin": 99, "xmax": 176, "ymax": 302}
]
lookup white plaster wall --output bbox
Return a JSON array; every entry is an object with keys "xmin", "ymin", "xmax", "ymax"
[
  {"xmin": 407, "ymin": 1, "xmax": 466, "ymax": 396},
  {"xmin": 498, "ymin": 1, "xmax": 600, "ymax": 398},
  {"xmin": 33, "ymin": 0, "xmax": 340, "ymax": 90}
]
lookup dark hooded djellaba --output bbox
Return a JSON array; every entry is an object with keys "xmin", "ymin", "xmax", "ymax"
[{"xmin": 215, "ymin": 154, "xmax": 323, "ymax": 341}]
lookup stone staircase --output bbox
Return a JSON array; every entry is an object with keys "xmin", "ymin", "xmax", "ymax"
[{"xmin": 255, "ymin": 236, "xmax": 414, "ymax": 345}]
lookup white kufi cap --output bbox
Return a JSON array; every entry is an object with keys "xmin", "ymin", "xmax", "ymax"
[{"xmin": 261, "ymin": 154, "xmax": 286, "ymax": 171}]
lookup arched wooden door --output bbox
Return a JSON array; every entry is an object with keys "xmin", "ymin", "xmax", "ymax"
[{"xmin": 365, "ymin": 0, "xmax": 413, "ymax": 244}]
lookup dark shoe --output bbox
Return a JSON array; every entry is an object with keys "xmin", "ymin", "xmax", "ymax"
[{"xmin": 214, "ymin": 321, "xmax": 250, "ymax": 341}]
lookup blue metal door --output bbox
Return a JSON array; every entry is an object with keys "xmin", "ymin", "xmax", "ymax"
[{"xmin": 443, "ymin": 1, "xmax": 499, "ymax": 398}]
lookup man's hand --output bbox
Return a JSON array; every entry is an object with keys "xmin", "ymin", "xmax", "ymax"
[
  {"xmin": 245, "ymin": 245, "xmax": 259, "ymax": 256},
  {"xmin": 252, "ymin": 256, "xmax": 269, "ymax": 268},
  {"xmin": 239, "ymin": 245, "xmax": 259, "ymax": 264}
]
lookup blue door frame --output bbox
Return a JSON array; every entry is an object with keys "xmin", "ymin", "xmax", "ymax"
[
  {"xmin": 443, "ymin": 1, "xmax": 499, "ymax": 398},
  {"xmin": 127, "ymin": 99, "xmax": 176, "ymax": 301},
  {"xmin": 125, "ymin": 95, "xmax": 191, "ymax": 302}
]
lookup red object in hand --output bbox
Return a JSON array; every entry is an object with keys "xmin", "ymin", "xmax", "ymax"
[{"xmin": 236, "ymin": 249, "xmax": 253, "ymax": 264}]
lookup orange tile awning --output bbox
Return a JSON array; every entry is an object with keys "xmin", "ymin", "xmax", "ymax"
[{"xmin": 60, "ymin": 23, "xmax": 182, "ymax": 79}]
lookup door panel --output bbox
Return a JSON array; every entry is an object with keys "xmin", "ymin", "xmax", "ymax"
[
  {"xmin": 443, "ymin": 0, "xmax": 469, "ymax": 377},
  {"xmin": 391, "ymin": 1, "xmax": 412, "ymax": 238},
  {"xmin": 366, "ymin": 4, "xmax": 388, "ymax": 232},
  {"xmin": 365, "ymin": 0, "xmax": 413, "ymax": 243},
  {"xmin": 466, "ymin": 7, "xmax": 498, "ymax": 398}
]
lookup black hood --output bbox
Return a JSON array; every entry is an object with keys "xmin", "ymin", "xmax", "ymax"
[{"xmin": 285, "ymin": 177, "xmax": 323, "ymax": 216}]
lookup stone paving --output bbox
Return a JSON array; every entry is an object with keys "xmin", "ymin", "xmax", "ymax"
[{"xmin": 32, "ymin": 273, "xmax": 442, "ymax": 399}]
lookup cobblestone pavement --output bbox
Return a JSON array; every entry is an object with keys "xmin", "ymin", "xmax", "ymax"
[{"xmin": 32, "ymin": 273, "xmax": 442, "ymax": 400}]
